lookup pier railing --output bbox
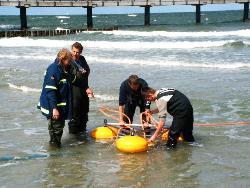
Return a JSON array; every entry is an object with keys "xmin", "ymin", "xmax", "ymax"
[{"xmin": 0, "ymin": 0, "xmax": 249, "ymax": 7}]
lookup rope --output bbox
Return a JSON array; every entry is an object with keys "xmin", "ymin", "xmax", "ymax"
[{"xmin": 99, "ymin": 106, "xmax": 133, "ymax": 139}]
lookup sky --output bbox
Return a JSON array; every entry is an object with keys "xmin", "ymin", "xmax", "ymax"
[{"xmin": 0, "ymin": 4, "xmax": 243, "ymax": 15}]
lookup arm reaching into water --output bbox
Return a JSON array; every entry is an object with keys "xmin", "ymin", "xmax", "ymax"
[{"xmin": 148, "ymin": 120, "xmax": 165, "ymax": 142}]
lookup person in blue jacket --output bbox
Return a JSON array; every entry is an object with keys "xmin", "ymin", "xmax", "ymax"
[
  {"xmin": 119, "ymin": 75, "xmax": 150, "ymax": 125},
  {"xmin": 37, "ymin": 48, "xmax": 77, "ymax": 147}
]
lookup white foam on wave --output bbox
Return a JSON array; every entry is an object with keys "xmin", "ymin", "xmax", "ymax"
[
  {"xmin": 8, "ymin": 83, "xmax": 41, "ymax": 93},
  {"xmin": 55, "ymin": 27, "xmax": 69, "ymax": 31},
  {"xmin": 56, "ymin": 16, "xmax": 70, "ymax": 19},
  {"xmin": 0, "ymin": 127, "xmax": 22, "ymax": 132},
  {"xmin": 127, "ymin": 14, "xmax": 137, "ymax": 17},
  {"xmin": 86, "ymin": 40, "xmax": 236, "ymax": 50},
  {"xmin": 0, "ymin": 54, "xmax": 52, "ymax": 60},
  {"xmin": 0, "ymin": 162, "xmax": 18, "ymax": 168},
  {"xmin": 0, "ymin": 37, "xmax": 246, "ymax": 50},
  {"xmin": 0, "ymin": 37, "xmax": 71, "ymax": 48},
  {"xmin": 101, "ymin": 29, "xmax": 250, "ymax": 38},
  {"xmin": 95, "ymin": 94, "xmax": 118, "ymax": 101},
  {"xmin": 0, "ymin": 24, "xmax": 18, "ymax": 29},
  {"xmin": 87, "ymin": 56, "xmax": 250, "ymax": 69},
  {"xmin": 1, "ymin": 54, "xmax": 249, "ymax": 69}
]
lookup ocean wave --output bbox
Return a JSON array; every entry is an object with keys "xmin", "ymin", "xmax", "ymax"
[
  {"xmin": 0, "ymin": 37, "xmax": 71, "ymax": 48},
  {"xmin": 223, "ymin": 40, "xmax": 250, "ymax": 48},
  {"xmin": 0, "ymin": 24, "xmax": 18, "ymax": 29},
  {"xmin": 127, "ymin": 14, "xmax": 137, "ymax": 17},
  {"xmin": 56, "ymin": 16, "xmax": 70, "ymax": 19},
  {"xmin": 87, "ymin": 56, "xmax": 250, "ymax": 69},
  {"xmin": 1, "ymin": 37, "xmax": 247, "ymax": 50},
  {"xmin": 101, "ymin": 29, "xmax": 250, "ymax": 38},
  {"xmin": 8, "ymin": 83, "xmax": 41, "ymax": 93},
  {"xmin": 0, "ymin": 162, "xmax": 18, "ymax": 168},
  {"xmin": 0, "ymin": 54, "xmax": 52, "ymax": 60},
  {"xmin": 1, "ymin": 55, "xmax": 249, "ymax": 69}
]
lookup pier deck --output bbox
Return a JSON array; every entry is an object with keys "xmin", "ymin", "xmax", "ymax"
[{"xmin": 0, "ymin": 0, "xmax": 249, "ymax": 7}]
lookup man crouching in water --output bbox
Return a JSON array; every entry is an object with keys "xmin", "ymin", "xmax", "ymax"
[
  {"xmin": 38, "ymin": 49, "xmax": 77, "ymax": 147},
  {"xmin": 141, "ymin": 87, "xmax": 195, "ymax": 149}
]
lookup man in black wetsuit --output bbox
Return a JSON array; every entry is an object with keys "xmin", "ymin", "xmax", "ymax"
[
  {"xmin": 119, "ymin": 75, "xmax": 150, "ymax": 124},
  {"xmin": 68, "ymin": 42, "xmax": 94, "ymax": 134},
  {"xmin": 141, "ymin": 87, "xmax": 195, "ymax": 148}
]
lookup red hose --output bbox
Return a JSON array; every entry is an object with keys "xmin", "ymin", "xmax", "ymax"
[{"xmin": 194, "ymin": 122, "xmax": 250, "ymax": 126}]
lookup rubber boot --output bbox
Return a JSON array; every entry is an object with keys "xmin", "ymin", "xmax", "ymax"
[
  {"xmin": 166, "ymin": 132, "xmax": 177, "ymax": 149},
  {"xmin": 68, "ymin": 119, "xmax": 79, "ymax": 134},
  {"xmin": 48, "ymin": 120, "xmax": 64, "ymax": 147}
]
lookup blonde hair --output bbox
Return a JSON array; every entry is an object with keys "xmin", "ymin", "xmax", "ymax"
[{"xmin": 57, "ymin": 48, "xmax": 72, "ymax": 63}]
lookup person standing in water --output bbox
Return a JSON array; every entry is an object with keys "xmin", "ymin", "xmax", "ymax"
[
  {"xmin": 38, "ymin": 49, "xmax": 76, "ymax": 147},
  {"xmin": 141, "ymin": 87, "xmax": 195, "ymax": 149},
  {"xmin": 68, "ymin": 42, "xmax": 94, "ymax": 134}
]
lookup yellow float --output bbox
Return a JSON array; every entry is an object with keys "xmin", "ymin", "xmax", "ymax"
[
  {"xmin": 91, "ymin": 126, "xmax": 118, "ymax": 139},
  {"xmin": 116, "ymin": 135, "xmax": 148, "ymax": 153}
]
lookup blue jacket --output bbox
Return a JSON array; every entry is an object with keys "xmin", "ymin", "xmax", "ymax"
[{"xmin": 37, "ymin": 59, "xmax": 73, "ymax": 120}]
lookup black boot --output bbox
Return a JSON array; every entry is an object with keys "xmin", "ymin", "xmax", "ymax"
[
  {"xmin": 49, "ymin": 131, "xmax": 61, "ymax": 147},
  {"xmin": 166, "ymin": 133, "xmax": 177, "ymax": 149},
  {"xmin": 68, "ymin": 119, "xmax": 79, "ymax": 134}
]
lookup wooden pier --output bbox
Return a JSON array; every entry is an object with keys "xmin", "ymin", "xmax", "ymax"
[{"xmin": 0, "ymin": 0, "xmax": 249, "ymax": 35}]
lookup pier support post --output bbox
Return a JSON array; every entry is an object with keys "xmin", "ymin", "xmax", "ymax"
[
  {"xmin": 243, "ymin": 2, "xmax": 249, "ymax": 21},
  {"xmin": 195, "ymin": 4, "xmax": 201, "ymax": 24},
  {"xmin": 87, "ymin": 6, "xmax": 93, "ymax": 30},
  {"xmin": 19, "ymin": 6, "xmax": 27, "ymax": 30},
  {"xmin": 144, "ymin": 5, "xmax": 151, "ymax": 26}
]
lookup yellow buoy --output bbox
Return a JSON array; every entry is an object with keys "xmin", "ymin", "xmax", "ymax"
[
  {"xmin": 116, "ymin": 135, "xmax": 148, "ymax": 153},
  {"xmin": 161, "ymin": 130, "xmax": 184, "ymax": 142},
  {"xmin": 91, "ymin": 126, "xmax": 118, "ymax": 139}
]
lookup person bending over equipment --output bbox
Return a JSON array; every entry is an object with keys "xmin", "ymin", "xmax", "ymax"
[
  {"xmin": 119, "ymin": 75, "xmax": 150, "ymax": 124},
  {"xmin": 141, "ymin": 87, "xmax": 195, "ymax": 148}
]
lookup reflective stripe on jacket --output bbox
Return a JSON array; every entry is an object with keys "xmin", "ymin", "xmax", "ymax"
[{"xmin": 37, "ymin": 59, "xmax": 72, "ymax": 120}]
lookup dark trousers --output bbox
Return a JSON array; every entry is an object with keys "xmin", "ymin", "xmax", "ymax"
[
  {"xmin": 124, "ymin": 102, "xmax": 145, "ymax": 123},
  {"xmin": 169, "ymin": 107, "xmax": 195, "ymax": 142},
  {"xmin": 48, "ymin": 119, "xmax": 65, "ymax": 146},
  {"xmin": 68, "ymin": 87, "xmax": 89, "ymax": 134}
]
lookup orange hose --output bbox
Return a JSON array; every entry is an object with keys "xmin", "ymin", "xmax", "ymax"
[{"xmin": 194, "ymin": 121, "xmax": 250, "ymax": 126}]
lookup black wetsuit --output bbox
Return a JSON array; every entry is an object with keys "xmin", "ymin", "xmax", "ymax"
[
  {"xmin": 68, "ymin": 55, "xmax": 90, "ymax": 133},
  {"xmin": 156, "ymin": 88, "xmax": 195, "ymax": 143},
  {"xmin": 119, "ymin": 78, "xmax": 150, "ymax": 123}
]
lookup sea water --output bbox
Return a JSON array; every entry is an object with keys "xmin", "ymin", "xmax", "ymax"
[{"xmin": 0, "ymin": 11, "xmax": 250, "ymax": 187}]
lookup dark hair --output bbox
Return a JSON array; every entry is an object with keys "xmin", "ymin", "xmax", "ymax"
[
  {"xmin": 128, "ymin": 75, "xmax": 139, "ymax": 85},
  {"xmin": 141, "ymin": 87, "xmax": 156, "ymax": 97},
  {"xmin": 72, "ymin": 42, "xmax": 83, "ymax": 53}
]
